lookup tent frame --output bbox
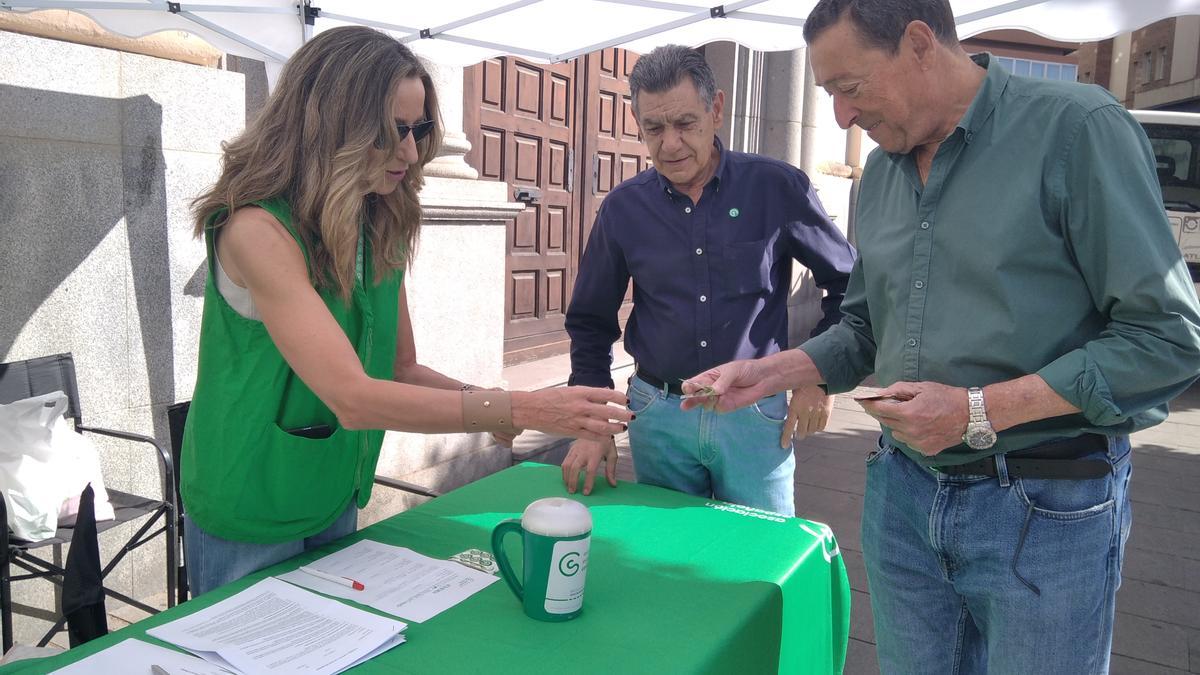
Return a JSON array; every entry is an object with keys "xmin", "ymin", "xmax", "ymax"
[{"xmin": 0, "ymin": 0, "xmax": 1068, "ymax": 66}]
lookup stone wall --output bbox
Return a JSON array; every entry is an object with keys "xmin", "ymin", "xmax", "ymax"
[{"xmin": 0, "ymin": 29, "xmax": 243, "ymax": 642}]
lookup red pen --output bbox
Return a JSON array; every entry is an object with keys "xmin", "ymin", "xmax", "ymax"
[{"xmin": 298, "ymin": 565, "xmax": 366, "ymax": 591}]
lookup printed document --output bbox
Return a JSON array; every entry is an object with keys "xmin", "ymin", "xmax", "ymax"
[
  {"xmin": 50, "ymin": 637, "xmax": 235, "ymax": 674},
  {"xmin": 146, "ymin": 577, "xmax": 406, "ymax": 674},
  {"xmin": 277, "ymin": 539, "xmax": 499, "ymax": 622}
]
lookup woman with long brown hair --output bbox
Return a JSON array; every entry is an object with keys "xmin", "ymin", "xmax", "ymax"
[{"xmin": 182, "ymin": 26, "xmax": 629, "ymax": 595}]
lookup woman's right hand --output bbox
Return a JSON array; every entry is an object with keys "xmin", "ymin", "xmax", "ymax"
[{"xmin": 510, "ymin": 387, "xmax": 632, "ymax": 443}]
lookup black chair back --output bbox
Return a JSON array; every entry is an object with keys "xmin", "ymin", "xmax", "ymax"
[
  {"xmin": 0, "ymin": 352, "xmax": 180, "ymax": 647},
  {"xmin": 165, "ymin": 400, "xmax": 190, "ymax": 604},
  {"xmin": 0, "ymin": 353, "xmax": 82, "ymax": 426},
  {"xmin": 166, "ymin": 401, "xmax": 190, "ymax": 508}
]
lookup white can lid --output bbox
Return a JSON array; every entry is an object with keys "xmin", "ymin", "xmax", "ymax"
[{"xmin": 521, "ymin": 497, "xmax": 592, "ymax": 537}]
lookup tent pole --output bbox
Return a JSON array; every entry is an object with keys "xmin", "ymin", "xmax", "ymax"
[
  {"xmin": 404, "ymin": 31, "xmax": 555, "ymax": 61},
  {"xmin": 955, "ymin": 0, "xmax": 1050, "ymax": 26},
  {"xmin": 554, "ymin": 0, "xmax": 769, "ymax": 62},
  {"xmin": 311, "ymin": 9, "xmax": 556, "ymax": 61},
  {"xmin": 0, "ymin": 1, "xmax": 158, "ymax": 10},
  {"xmin": 595, "ymin": 0, "xmax": 804, "ymax": 26},
  {"xmin": 422, "ymin": 0, "xmax": 541, "ymax": 37},
  {"xmin": 301, "ymin": 0, "xmax": 312, "ymax": 43},
  {"xmin": 177, "ymin": 10, "xmax": 287, "ymax": 62}
]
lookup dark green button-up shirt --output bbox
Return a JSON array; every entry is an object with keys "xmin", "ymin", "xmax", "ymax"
[{"xmin": 801, "ymin": 53, "xmax": 1200, "ymax": 468}]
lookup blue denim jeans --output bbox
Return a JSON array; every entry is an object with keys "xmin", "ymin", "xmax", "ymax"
[
  {"xmin": 626, "ymin": 374, "xmax": 796, "ymax": 515},
  {"xmin": 862, "ymin": 436, "xmax": 1133, "ymax": 674},
  {"xmin": 183, "ymin": 500, "xmax": 358, "ymax": 597}
]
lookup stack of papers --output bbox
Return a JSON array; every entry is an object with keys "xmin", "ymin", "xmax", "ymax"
[
  {"xmin": 47, "ymin": 540, "xmax": 498, "ymax": 674},
  {"xmin": 146, "ymin": 577, "xmax": 406, "ymax": 675},
  {"xmin": 50, "ymin": 638, "xmax": 235, "ymax": 674},
  {"xmin": 277, "ymin": 539, "xmax": 500, "ymax": 623}
]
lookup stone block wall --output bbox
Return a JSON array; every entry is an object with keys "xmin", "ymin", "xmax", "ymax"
[{"xmin": 0, "ymin": 29, "xmax": 243, "ymax": 643}]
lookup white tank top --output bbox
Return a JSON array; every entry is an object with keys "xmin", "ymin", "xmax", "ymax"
[
  {"xmin": 213, "ymin": 225, "xmax": 364, "ymax": 321},
  {"xmin": 214, "ymin": 250, "xmax": 261, "ymax": 320}
]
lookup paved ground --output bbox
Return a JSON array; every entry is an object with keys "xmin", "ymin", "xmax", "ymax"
[{"xmin": 602, "ymin": 381, "xmax": 1200, "ymax": 674}]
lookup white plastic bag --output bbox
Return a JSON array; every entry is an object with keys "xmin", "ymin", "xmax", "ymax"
[
  {"xmin": 0, "ymin": 392, "xmax": 70, "ymax": 541},
  {"xmin": 0, "ymin": 391, "xmax": 115, "ymax": 542},
  {"xmin": 54, "ymin": 413, "xmax": 116, "ymax": 527}
]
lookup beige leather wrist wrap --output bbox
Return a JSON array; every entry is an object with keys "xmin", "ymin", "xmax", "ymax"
[{"xmin": 461, "ymin": 389, "xmax": 516, "ymax": 434}]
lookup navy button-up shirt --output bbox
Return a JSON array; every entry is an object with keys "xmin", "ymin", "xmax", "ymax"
[{"xmin": 566, "ymin": 138, "xmax": 856, "ymax": 388}]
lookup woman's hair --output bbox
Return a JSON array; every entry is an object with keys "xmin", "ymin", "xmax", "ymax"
[{"xmin": 192, "ymin": 26, "xmax": 443, "ymax": 299}]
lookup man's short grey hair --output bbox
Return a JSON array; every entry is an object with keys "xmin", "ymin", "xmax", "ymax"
[
  {"xmin": 629, "ymin": 45, "xmax": 717, "ymax": 117},
  {"xmin": 802, "ymin": 0, "xmax": 958, "ymax": 54}
]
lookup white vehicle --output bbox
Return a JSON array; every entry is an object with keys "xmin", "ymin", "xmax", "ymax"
[{"xmin": 1131, "ymin": 109, "xmax": 1200, "ymax": 271}]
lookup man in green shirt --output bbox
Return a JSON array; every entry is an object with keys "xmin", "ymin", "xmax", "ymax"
[{"xmin": 681, "ymin": 0, "xmax": 1200, "ymax": 672}]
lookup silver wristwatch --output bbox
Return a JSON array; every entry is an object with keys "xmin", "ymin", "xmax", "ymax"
[{"xmin": 962, "ymin": 387, "xmax": 997, "ymax": 450}]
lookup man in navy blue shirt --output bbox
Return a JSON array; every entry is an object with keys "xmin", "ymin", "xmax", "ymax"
[{"xmin": 561, "ymin": 45, "xmax": 856, "ymax": 515}]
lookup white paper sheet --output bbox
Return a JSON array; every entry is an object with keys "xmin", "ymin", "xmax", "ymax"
[
  {"xmin": 146, "ymin": 577, "xmax": 406, "ymax": 675},
  {"xmin": 49, "ymin": 638, "xmax": 236, "ymax": 674},
  {"xmin": 277, "ymin": 540, "xmax": 500, "ymax": 623}
]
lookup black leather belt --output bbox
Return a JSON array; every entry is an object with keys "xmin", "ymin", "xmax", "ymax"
[
  {"xmin": 934, "ymin": 433, "xmax": 1111, "ymax": 480},
  {"xmin": 635, "ymin": 367, "xmax": 684, "ymax": 396}
]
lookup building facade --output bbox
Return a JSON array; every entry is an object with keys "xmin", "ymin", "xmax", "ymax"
[{"xmin": 1077, "ymin": 16, "xmax": 1200, "ymax": 111}]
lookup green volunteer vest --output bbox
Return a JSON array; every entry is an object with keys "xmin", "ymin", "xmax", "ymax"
[{"xmin": 181, "ymin": 197, "xmax": 401, "ymax": 543}]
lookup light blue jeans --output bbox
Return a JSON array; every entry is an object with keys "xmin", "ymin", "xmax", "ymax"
[
  {"xmin": 183, "ymin": 500, "xmax": 358, "ymax": 597},
  {"xmin": 862, "ymin": 436, "xmax": 1133, "ymax": 674},
  {"xmin": 626, "ymin": 374, "xmax": 796, "ymax": 516}
]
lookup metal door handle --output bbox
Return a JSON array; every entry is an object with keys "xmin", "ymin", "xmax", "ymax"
[{"xmin": 514, "ymin": 187, "xmax": 542, "ymax": 204}]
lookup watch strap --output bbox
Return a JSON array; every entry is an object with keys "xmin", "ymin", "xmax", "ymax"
[{"xmin": 967, "ymin": 387, "xmax": 989, "ymax": 424}]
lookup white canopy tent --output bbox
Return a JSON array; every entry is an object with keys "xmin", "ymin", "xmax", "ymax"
[{"xmin": 3, "ymin": 0, "xmax": 1199, "ymax": 75}]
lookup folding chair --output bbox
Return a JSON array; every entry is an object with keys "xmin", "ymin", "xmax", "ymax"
[
  {"xmin": 165, "ymin": 400, "xmax": 439, "ymax": 602},
  {"xmin": 0, "ymin": 353, "xmax": 176, "ymax": 651}
]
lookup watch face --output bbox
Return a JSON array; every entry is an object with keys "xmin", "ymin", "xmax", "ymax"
[{"xmin": 965, "ymin": 425, "xmax": 997, "ymax": 450}]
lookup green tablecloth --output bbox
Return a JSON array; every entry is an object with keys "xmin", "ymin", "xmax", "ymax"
[{"xmin": 4, "ymin": 463, "xmax": 850, "ymax": 674}]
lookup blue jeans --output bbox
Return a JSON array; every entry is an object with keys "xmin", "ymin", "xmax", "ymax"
[
  {"xmin": 183, "ymin": 500, "xmax": 358, "ymax": 597},
  {"xmin": 862, "ymin": 436, "xmax": 1133, "ymax": 674},
  {"xmin": 626, "ymin": 374, "xmax": 796, "ymax": 516}
]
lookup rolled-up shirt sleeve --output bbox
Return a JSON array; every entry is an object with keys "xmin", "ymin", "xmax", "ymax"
[
  {"xmin": 1038, "ymin": 104, "xmax": 1200, "ymax": 425},
  {"xmin": 799, "ymin": 256, "xmax": 877, "ymax": 394},
  {"xmin": 565, "ymin": 202, "xmax": 629, "ymax": 389}
]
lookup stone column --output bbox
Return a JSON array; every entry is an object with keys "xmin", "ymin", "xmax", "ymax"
[
  {"xmin": 761, "ymin": 47, "xmax": 807, "ymax": 168},
  {"xmin": 423, "ymin": 60, "xmax": 478, "ymax": 181},
  {"xmin": 705, "ymin": 41, "xmax": 762, "ymax": 153},
  {"xmin": 366, "ymin": 58, "xmax": 525, "ymax": 526},
  {"xmin": 407, "ymin": 57, "xmax": 522, "ymax": 391},
  {"xmin": 755, "ymin": 47, "xmax": 858, "ymax": 346}
]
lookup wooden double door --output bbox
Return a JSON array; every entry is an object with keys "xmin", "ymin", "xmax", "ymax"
[{"xmin": 465, "ymin": 49, "xmax": 650, "ymax": 365}]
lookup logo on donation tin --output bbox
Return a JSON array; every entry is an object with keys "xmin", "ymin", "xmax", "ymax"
[{"xmin": 558, "ymin": 552, "xmax": 582, "ymax": 576}]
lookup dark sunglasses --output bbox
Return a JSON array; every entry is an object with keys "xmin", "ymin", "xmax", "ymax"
[{"xmin": 397, "ymin": 119, "xmax": 435, "ymax": 142}]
